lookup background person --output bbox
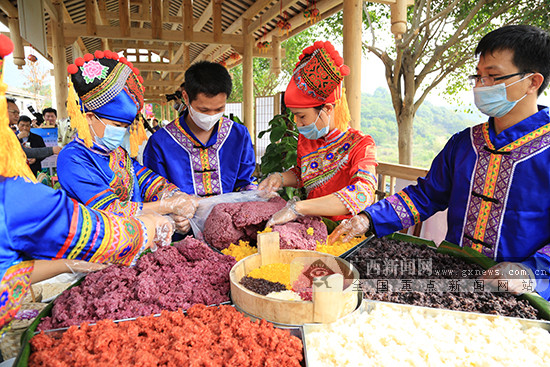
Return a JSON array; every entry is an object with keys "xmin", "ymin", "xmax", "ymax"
[
  {"xmin": 17, "ymin": 115, "xmax": 46, "ymax": 175},
  {"xmin": 143, "ymin": 61, "xmax": 257, "ymax": 197}
]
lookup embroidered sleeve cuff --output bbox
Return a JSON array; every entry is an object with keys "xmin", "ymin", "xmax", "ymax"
[{"xmin": 334, "ymin": 182, "xmax": 374, "ymax": 216}]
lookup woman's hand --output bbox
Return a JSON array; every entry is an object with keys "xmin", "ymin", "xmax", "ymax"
[
  {"xmin": 258, "ymin": 172, "xmax": 284, "ymax": 193},
  {"xmin": 328, "ymin": 214, "xmax": 371, "ymax": 244}
]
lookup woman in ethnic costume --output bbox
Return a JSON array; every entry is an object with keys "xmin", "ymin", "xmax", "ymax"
[
  {"xmin": 260, "ymin": 41, "xmax": 377, "ymax": 225},
  {"xmin": 0, "ymin": 35, "xmax": 171, "ymax": 335},
  {"xmin": 57, "ymin": 51, "xmax": 198, "ymax": 233}
]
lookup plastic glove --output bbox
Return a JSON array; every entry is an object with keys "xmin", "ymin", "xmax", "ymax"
[
  {"xmin": 258, "ymin": 172, "xmax": 284, "ymax": 193},
  {"xmin": 64, "ymin": 259, "xmax": 109, "ymax": 274},
  {"xmin": 137, "ymin": 211, "xmax": 176, "ymax": 251},
  {"xmin": 153, "ymin": 215, "xmax": 176, "ymax": 249},
  {"xmin": 328, "ymin": 214, "xmax": 371, "ymax": 245},
  {"xmin": 171, "ymin": 215, "xmax": 190, "ymax": 234},
  {"xmin": 266, "ymin": 197, "xmax": 302, "ymax": 227},
  {"xmin": 480, "ymin": 262, "xmax": 536, "ymax": 295},
  {"xmin": 159, "ymin": 191, "xmax": 199, "ymax": 218}
]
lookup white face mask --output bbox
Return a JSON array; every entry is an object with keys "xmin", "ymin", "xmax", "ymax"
[{"xmin": 188, "ymin": 105, "xmax": 224, "ymax": 131}]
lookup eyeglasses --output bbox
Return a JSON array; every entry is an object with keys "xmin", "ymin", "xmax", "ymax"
[
  {"xmin": 467, "ymin": 72, "xmax": 532, "ymax": 87},
  {"xmin": 8, "ymin": 109, "xmax": 19, "ymax": 116}
]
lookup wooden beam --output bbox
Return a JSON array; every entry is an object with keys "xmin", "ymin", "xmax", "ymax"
[
  {"xmin": 142, "ymin": 79, "xmax": 180, "ymax": 87},
  {"xmin": 151, "ymin": 0, "xmax": 162, "ymax": 39},
  {"xmin": 194, "ymin": 1, "xmax": 213, "ymax": 31},
  {"xmin": 286, "ymin": 2, "xmax": 342, "ymax": 39},
  {"xmin": 0, "ymin": 0, "xmax": 17, "ymax": 18},
  {"xmin": 182, "ymin": 0, "xmax": 193, "ymax": 41},
  {"xmin": 95, "ymin": 0, "xmax": 110, "ymax": 49},
  {"xmin": 213, "ymin": 0, "xmax": 222, "ymax": 43},
  {"xmin": 163, "ymin": 0, "xmax": 170, "ymax": 22},
  {"xmin": 61, "ymin": 3, "xmax": 89, "ymax": 57},
  {"xmin": 343, "ymin": 0, "xmax": 362, "ymax": 130},
  {"xmin": 63, "ymin": 24, "xmax": 243, "ymax": 46},
  {"xmin": 42, "ymin": 0, "xmax": 59, "ymax": 22},
  {"xmin": 85, "ymin": 0, "xmax": 97, "ymax": 36},
  {"xmin": 111, "ymin": 40, "xmax": 172, "ymax": 51},
  {"xmin": 262, "ymin": 0, "xmax": 343, "ymax": 43},
  {"xmin": 242, "ymin": 18, "xmax": 254, "ymax": 143},
  {"xmin": 247, "ymin": 0, "xmax": 300, "ymax": 35},
  {"xmin": 119, "ymin": 0, "xmax": 130, "ymax": 37},
  {"xmin": 133, "ymin": 62, "xmax": 187, "ymax": 72},
  {"xmin": 271, "ymin": 35, "xmax": 281, "ymax": 76},
  {"xmin": 51, "ymin": 3, "xmax": 68, "ymax": 119},
  {"xmin": 191, "ymin": 0, "xmax": 273, "ymax": 63}
]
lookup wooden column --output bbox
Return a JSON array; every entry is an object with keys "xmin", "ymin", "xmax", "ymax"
[
  {"xmin": 85, "ymin": 0, "xmax": 97, "ymax": 36},
  {"xmin": 343, "ymin": 0, "xmax": 362, "ymax": 130},
  {"xmin": 7, "ymin": 17, "xmax": 25, "ymax": 69},
  {"xmin": 119, "ymin": 0, "xmax": 130, "ymax": 37},
  {"xmin": 242, "ymin": 18, "xmax": 254, "ymax": 144},
  {"xmin": 151, "ymin": 0, "xmax": 162, "ymax": 39},
  {"xmin": 213, "ymin": 0, "xmax": 222, "ymax": 43},
  {"xmin": 182, "ymin": 0, "xmax": 193, "ymax": 42},
  {"xmin": 271, "ymin": 35, "xmax": 281, "ymax": 76},
  {"xmin": 183, "ymin": 43, "xmax": 190, "ymax": 71},
  {"xmin": 51, "ymin": 3, "xmax": 68, "ymax": 119},
  {"xmin": 160, "ymin": 103, "xmax": 165, "ymax": 120}
]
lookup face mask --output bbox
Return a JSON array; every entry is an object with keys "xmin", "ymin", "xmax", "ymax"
[
  {"xmin": 473, "ymin": 74, "xmax": 532, "ymax": 118},
  {"xmin": 93, "ymin": 115, "xmax": 129, "ymax": 151},
  {"xmin": 189, "ymin": 105, "xmax": 223, "ymax": 131},
  {"xmin": 121, "ymin": 130, "xmax": 131, "ymax": 152},
  {"xmin": 297, "ymin": 110, "xmax": 330, "ymax": 140}
]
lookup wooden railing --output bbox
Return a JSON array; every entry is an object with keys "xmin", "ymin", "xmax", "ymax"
[
  {"xmin": 374, "ymin": 162, "xmax": 429, "ymax": 235},
  {"xmin": 375, "ymin": 162, "xmax": 429, "ymax": 202}
]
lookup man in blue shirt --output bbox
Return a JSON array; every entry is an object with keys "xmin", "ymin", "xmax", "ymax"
[
  {"xmin": 143, "ymin": 61, "xmax": 257, "ymax": 197},
  {"xmin": 330, "ymin": 25, "xmax": 550, "ymax": 299}
]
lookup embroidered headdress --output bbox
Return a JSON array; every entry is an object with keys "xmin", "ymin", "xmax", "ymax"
[
  {"xmin": 0, "ymin": 34, "xmax": 36, "ymax": 181},
  {"xmin": 284, "ymin": 41, "xmax": 351, "ymax": 130},
  {"xmin": 66, "ymin": 51, "xmax": 146, "ymax": 152}
]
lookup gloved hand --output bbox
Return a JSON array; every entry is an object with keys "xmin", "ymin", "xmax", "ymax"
[
  {"xmin": 153, "ymin": 215, "xmax": 176, "ymax": 248},
  {"xmin": 480, "ymin": 262, "xmax": 536, "ymax": 295},
  {"xmin": 172, "ymin": 216, "xmax": 190, "ymax": 234},
  {"xmin": 266, "ymin": 197, "xmax": 302, "ymax": 227},
  {"xmin": 137, "ymin": 211, "xmax": 176, "ymax": 251},
  {"xmin": 64, "ymin": 259, "xmax": 109, "ymax": 274},
  {"xmin": 258, "ymin": 172, "xmax": 284, "ymax": 193},
  {"xmin": 159, "ymin": 191, "xmax": 199, "ymax": 219},
  {"xmin": 328, "ymin": 213, "xmax": 371, "ymax": 244}
]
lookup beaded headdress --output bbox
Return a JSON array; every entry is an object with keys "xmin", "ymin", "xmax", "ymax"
[
  {"xmin": 284, "ymin": 41, "xmax": 351, "ymax": 130},
  {"xmin": 67, "ymin": 50, "xmax": 147, "ymax": 153}
]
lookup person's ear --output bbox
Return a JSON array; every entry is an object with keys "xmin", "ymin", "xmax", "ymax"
[
  {"xmin": 323, "ymin": 103, "xmax": 334, "ymax": 114},
  {"xmin": 527, "ymin": 73, "xmax": 544, "ymax": 95},
  {"xmin": 85, "ymin": 112, "xmax": 95, "ymax": 125},
  {"xmin": 181, "ymin": 90, "xmax": 190, "ymax": 106}
]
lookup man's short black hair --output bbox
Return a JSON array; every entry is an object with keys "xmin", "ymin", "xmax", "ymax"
[
  {"xmin": 42, "ymin": 107, "xmax": 57, "ymax": 116},
  {"xmin": 6, "ymin": 97, "xmax": 16, "ymax": 105},
  {"xmin": 18, "ymin": 115, "xmax": 32, "ymax": 123},
  {"xmin": 184, "ymin": 61, "xmax": 232, "ymax": 102},
  {"xmin": 475, "ymin": 25, "xmax": 550, "ymax": 96}
]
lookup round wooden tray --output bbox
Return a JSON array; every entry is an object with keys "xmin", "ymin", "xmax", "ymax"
[{"xmin": 230, "ymin": 232, "xmax": 360, "ymax": 325}]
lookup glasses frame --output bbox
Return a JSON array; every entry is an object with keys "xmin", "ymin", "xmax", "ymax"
[{"xmin": 468, "ymin": 72, "xmax": 533, "ymax": 87}]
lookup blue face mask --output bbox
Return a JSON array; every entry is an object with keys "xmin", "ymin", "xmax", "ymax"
[
  {"xmin": 297, "ymin": 110, "xmax": 330, "ymax": 140},
  {"xmin": 473, "ymin": 74, "xmax": 532, "ymax": 118},
  {"xmin": 94, "ymin": 115, "xmax": 129, "ymax": 151}
]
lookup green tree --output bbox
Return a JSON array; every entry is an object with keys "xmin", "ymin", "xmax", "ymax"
[{"xmin": 324, "ymin": 1, "xmax": 550, "ymax": 165}]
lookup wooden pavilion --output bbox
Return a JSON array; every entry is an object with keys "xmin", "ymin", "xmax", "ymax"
[{"xmin": 0, "ymin": 0, "xmax": 412, "ymax": 140}]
